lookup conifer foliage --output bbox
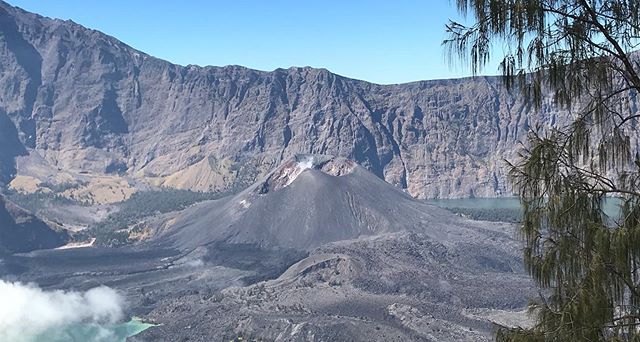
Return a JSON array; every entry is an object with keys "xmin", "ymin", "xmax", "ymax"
[{"xmin": 446, "ymin": 1, "xmax": 640, "ymax": 340}]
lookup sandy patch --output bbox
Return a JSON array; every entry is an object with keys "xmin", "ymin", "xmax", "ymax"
[
  {"xmin": 155, "ymin": 157, "xmax": 235, "ymax": 192},
  {"xmin": 8, "ymin": 175, "xmax": 49, "ymax": 194},
  {"xmin": 62, "ymin": 177, "xmax": 136, "ymax": 205},
  {"xmin": 56, "ymin": 238, "xmax": 96, "ymax": 250}
]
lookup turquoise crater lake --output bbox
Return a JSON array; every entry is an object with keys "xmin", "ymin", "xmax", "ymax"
[
  {"xmin": 426, "ymin": 197, "xmax": 623, "ymax": 220},
  {"xmin": 35, "ymin": 319, "xmax": 155, "ymax": 342}
]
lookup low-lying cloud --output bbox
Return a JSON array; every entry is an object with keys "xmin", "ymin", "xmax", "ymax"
[{"xmin": 0, "ymin": 280, "xmax": 125, "ymax": 342}]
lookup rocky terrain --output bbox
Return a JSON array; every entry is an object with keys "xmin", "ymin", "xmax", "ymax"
[
  {"xmin": 160, "ymin": 155, "xmax": 469, "ymax": 251},
  {"xmin": 0, "ymin": 156, "xmax": 534, "ymax": 341},
  {"xmin": 144, "ymin": 229, "xmax": 531, "ymax": 341},
  {"xmin": 0, "ymin": 2, "xmax": 555, "ymax": 340},
  {"xmin": 3, "ymin": 1, "xmax": 634, "ymax": 201},
  {"xmin": 0, "ymin": 194, "xmax": 68, "ymax": 254},
  {"xmin": 135, "ymin": 156, "xmax": 534, "ymax": 341}
]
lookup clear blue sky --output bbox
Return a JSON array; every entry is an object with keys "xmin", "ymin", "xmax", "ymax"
[{"xmin": 8, "ymin": 0, "xmax": 500, "ymax": 84}]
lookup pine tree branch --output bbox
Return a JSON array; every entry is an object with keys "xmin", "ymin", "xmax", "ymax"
[
  {"xmin": 578, "ymin": 0, "xmax": 640, "ymax": 90},
  {"xmin": 615, "ymin": 114, "xmax": 640, "ymax": 129}
]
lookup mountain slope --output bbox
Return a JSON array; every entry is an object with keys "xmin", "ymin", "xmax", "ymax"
[
  {"xmin": 1, "ymin": 1, "xmax": 637, "ymax": 198},
  {"xmin": 0, "ymin": 194, "xmax": 68, "ymax": 253},
  {"xmin": 156, "ymin": 155, "xmax": 524, "ymax": 260},
  {"xmin": 161, "ymin": 155, "xmax": 469, "ymax": 251},
  {"xmin": 0, "ymin": 157, "xmax": 534, "ymax": 340},
  {"xmin": 141, "ymin": 156, "xmax": 534, "ymax": 340}
]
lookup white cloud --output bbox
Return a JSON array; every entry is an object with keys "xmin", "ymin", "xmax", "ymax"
[{"xmin": 0, "ymin": 280, "xmax": 125, "ymax": 342}]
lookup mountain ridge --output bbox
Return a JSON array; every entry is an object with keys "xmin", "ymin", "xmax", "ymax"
[
  {"xmin": 0, "ymin": 1, "xmax": 497, "ymax": 85},
  {"xmin": 2, "ymin": 0, "xmax": 631, "ymax": 199}
]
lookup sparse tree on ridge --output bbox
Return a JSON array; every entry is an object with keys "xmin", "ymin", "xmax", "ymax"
[{"xmin": 445, "ymin": 0, "xmax": 640, "ymax": 340}]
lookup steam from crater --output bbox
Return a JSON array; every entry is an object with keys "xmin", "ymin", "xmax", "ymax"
[
  {"xmin": 281, "ymin": 156, "xmax": 315, "ymax": 189},
  {"xmin": 297, "ymin": 156, "xmax": 315, "ymax": 171},
  {"xmin": 0, "ymin": 280, "xmax": 124, "ymax": 342}
]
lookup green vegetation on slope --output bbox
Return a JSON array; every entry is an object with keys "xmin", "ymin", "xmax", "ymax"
[
  {"xmin": 83, "ymin": 189, "xmax": 227, "ymax": 247},
  {"xmin": 4, "ymin": 190, "xmax": 76, "ymax": 214},
  {"xmin": 446, "ymin": 207, "xmax": 522, "ymax": 223}
]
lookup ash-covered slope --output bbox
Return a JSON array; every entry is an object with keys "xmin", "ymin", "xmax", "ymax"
[
  {"xmin": 142, "ymin": 157, "xmax": 534, "ymax": 341},
  {"xmin": 0, "ymin": 194, "xmax": 68, "ymax": 254},
  {"xmin": 2, "ymin": 1, "xmax": 630, "ymax": 198},
  {"xmin": 162, "ymin": 155, "xmax": 492, "ymax": 251},
  {"xmin": 146, "ymin": 229, "xmax": 532, "ymax": 341},
  {"xmin": 1, "ymin": 156, "xmax": 534, "ymax": 341}
]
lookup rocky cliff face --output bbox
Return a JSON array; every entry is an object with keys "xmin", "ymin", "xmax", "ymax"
[{"xmin": 1, "ymin": 1, "xmax": 632, "ymax": 198}]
